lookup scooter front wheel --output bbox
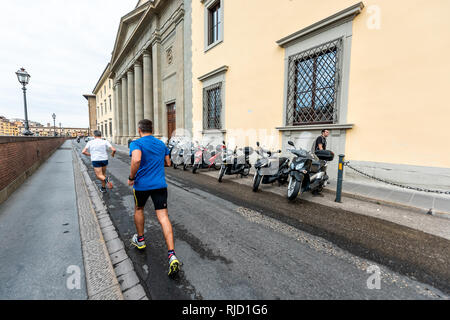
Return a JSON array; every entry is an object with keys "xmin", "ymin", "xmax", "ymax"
[
  {"xmin": 218, "ymin": 165, "xmax": 226, "ymax": 183},
  {"xmin": 192, "ymin": 164, "xmax": 199, "ymax": 174},
  {"xmin": 287, "ymin": 175, "xmax": 302, "ymax": 201},
  {"xmin": 252, "ymin": 173, "xmax": 262, "ymax": 192}
]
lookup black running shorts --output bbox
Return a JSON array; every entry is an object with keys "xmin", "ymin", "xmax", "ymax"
[{"xmin": 133, "ymin": 188, "xmax": 168, "ymax": 210}]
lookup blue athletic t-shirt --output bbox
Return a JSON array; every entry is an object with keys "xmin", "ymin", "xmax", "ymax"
[{"xmin": 129, "ymin": 135, "xmax": 170, "ymax": 191}]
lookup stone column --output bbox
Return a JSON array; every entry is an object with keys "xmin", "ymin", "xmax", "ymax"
[
  {"xmin": 127, "ymin": 69, "xmax": 135, "ymax": 139},
  {"xmin": 121, "ymin": 76, "xmax": 128, "ymax": 145},
  {"xmin": 115, "ymin": 81, "xmax": 123, "ymax": 144},
  {"xmin": 152, "ymin": 40, "xmax": 162, "ymax": 138},
  {"xmin": 175, "ymin": 17, "xmax": 185, "ymax": 131},
  {"xmin": 134, "ymin": 61, "xmax": 144, "ymax": 137},
  {"xmin": 143, "ymin": 50, "xmax": 154, "ymax": 122},
  {"xmin": 112, "ymin": 84, "xmax": 118, "ymax": 143}
]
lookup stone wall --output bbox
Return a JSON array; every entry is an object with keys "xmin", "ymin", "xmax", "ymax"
[{"xmin": 0, "ymin": 137, "xmax": 68, "ymax": 204}]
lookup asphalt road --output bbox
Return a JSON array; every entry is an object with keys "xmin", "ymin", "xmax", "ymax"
[{"xmin": 74, "ymin": 141, "xmax": 448, "ymax": 300}]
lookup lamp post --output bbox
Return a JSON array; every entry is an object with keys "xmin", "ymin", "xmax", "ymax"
[
  {"xmin": 59, "ymin": 122, "xmax": 62, "ymax": 137},
  {"xmin": 52, "ymin": 113, "xmax": 56, "ymax": 137},
  {"xmin": 15, "ymin": 68, "xmax": 33, "ymax": 136}
]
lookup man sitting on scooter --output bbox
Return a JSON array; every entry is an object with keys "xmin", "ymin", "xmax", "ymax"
[{"xmin": 313, "ymin": 129, "xmax": 330, "ymax": 153}]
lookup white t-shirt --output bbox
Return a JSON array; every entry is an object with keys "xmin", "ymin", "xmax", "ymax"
[{"xmin": 85, "ymin": 139, "xmax": 112, "ymax": 162}]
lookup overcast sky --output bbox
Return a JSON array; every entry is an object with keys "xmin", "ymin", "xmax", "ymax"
[{"xmin": 0, "ymin": 0, "xmax": 136, "ymax": 128}]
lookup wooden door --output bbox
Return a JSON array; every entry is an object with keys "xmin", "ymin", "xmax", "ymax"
[{"xmin": 167, "ymin": 103, "xmax": 176, "ymax": 139}]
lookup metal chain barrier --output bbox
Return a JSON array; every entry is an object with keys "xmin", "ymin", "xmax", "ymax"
[{"xmin": 344, "ymin": 162, "xmax": 450, "ymax": 195}]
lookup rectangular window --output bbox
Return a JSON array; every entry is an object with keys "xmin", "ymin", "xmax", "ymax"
[
  {"xmin": 286, "ymin": 39, "xmax": 341, "ymax": 126},
  {"xmin": 109, "ymin": 96, "xmax": 112, "ymax": 112},
  {"xmin": 104, "ymin": 100, "xmax": 107, "ymax": 114},
  {"xmin": 208, "ymin": 2, "xmax": 221, "ymax": 45},
  {"xmin": 203, "ymin": 83, "xmax": 222, "ymax": 130},
  {"xmin": 109, "ymin": 121, "xmax": 112, "ymax": 137}
]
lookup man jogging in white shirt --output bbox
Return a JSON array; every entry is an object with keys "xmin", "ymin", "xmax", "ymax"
[{"xmin": 82, "ymin": 130, "xmax": 116, "ymax": 193}]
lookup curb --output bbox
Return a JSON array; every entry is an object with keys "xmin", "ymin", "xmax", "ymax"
[{"xmin": 73, "ymin": 146, "xmax": 148, "ymax": 300}]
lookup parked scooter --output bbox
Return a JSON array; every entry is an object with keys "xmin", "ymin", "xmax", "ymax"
[
  {"xmin": 167, "ymin": 138, "xmax": 182, "ymax": 169},
  {"xmin": 252, "ymin": 142, "xmax": 290, "ymax": 192},
  {"xmin": 218, "ymin": 142, "xmax": 253, "ymax": 182},
  {"xmin": 182, "ymin": 142, "xmax": 196, "ymax": 171},
  {"xmin": 77, "ymin": 136, "xmax": 81, "ymax": 143},
  {"xmin": 192, "ymin": 142, "xmax": 224, "ymax": 174},
  {"xmin": 286, "ymin": 140, "xmax": 334, "ymax": 201}
]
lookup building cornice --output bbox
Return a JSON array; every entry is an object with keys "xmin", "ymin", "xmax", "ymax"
[
  {"xmin": 277, "ymin": 124, "xmax": 354, "ymax": 132},
  {"xmin": 276, "ymin": 2, "xmax": 364, "ymax": 48},
  {"xmin": 198, "ymin": 65, "xmax": 229, "ymax": 82},
  {"xmin": 83, "ymin": 94, "xmax": 96, "ymax": 100},
  {"xmin": 110, "ymin": 0, "xmax": 162, "ymax": 74},
  {"xmin": 92, "ymin": 63, "xmax": 111, "ymax": 94}
]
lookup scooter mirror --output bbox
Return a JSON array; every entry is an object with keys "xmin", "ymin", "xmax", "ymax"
[
  {"xmin": 278, "ymin": 150, "xmax": 282, "ymax": 153},
  {"xmin": 288, "ymin": 141, "xmax": 295, "ymax": 147},
  {"xmin": 257, "ymin": 142, "xmax": 260, "ymax": 147}
]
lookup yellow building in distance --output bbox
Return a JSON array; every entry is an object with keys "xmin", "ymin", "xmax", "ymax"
[
  {"xmin": 0, "ymin": 117, "xmax": 19, "ymax": 136},
  {"xmin": 189, "ymin": 0, "xmax": 450, "ymax": 189},
  {"xmin": 93, "ymin": 63, "xmax": 115, "ymax": 142}
]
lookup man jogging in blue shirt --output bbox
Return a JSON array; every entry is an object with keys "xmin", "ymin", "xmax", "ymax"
[{"xmin": 128, "ymin": 119, "xmax": 180, "ymax": 277}]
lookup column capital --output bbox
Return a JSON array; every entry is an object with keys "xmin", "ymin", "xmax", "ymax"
[
  {"xmin": 127, "ymin": 69, "xmax": 134, "ymax": 75},
  {"xmin": 143, "ymin": 49, "xmax": 151, "ymax": 57},
  {"xmin": 134, "ymin": 60, "xmax": 143, "ymax": 67}
]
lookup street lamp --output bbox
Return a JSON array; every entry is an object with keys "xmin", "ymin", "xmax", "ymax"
[
  {"xmin": 16, "ymin": 67, "xmax": 33, "ymax": 136},
  {"xmin": 52, "ymin": 113, "xmax": 56, "ymax": 137},
  {"xmin": 59, "ymin": 122, "xmax": 62, "ymax": 136}
]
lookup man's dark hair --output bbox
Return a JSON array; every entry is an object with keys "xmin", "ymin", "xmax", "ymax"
[
  {"xmin": 138, "ymin": 119, "xmax": 153, "ymax": 133},
  {"xmin": 94, "ymin": 130, "xmax": 102, "ymax": 137},
  {"xmin": 322, "ymin": 129, "xmax": 329, "ymax": 134}
]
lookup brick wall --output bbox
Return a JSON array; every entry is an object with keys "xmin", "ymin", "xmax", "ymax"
[{"xmin": 0, "ymin": 137, "xmax": 67, "ymax": 196}]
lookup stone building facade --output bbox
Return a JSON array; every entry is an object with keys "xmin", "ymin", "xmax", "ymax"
[{"xmin": 109, "ymin": 0, "xmax": 192, "ymax": 144}]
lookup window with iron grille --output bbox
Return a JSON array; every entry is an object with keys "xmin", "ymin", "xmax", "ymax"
[
  {"xmin": 286, "ymin": 39, "xmax": 342, "ymax": 126},
  {"xmin": 203, "ymin": 83, "xmax": 222, "ymax": 130}
]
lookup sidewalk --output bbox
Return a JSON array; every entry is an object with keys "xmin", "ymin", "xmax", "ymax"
[
  {"xmin": 0, "ymin": 140, "xmax": 124, "ymax": 300},
  {"xmin": 0, "ymin": 141, "xmax": 87, "ymax": 299},
  {"xmin": 326, "ymin": 178, "xmax": 450, "ymax": 216}
]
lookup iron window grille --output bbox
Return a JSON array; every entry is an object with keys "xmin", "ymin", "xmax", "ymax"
[
  {"xmin": 203, "ymin": 82, "xmax": 222, "ymax": 130},
  {"xmin": 286, "ymin": 38, "xmax": 342, "ymax": 126}
]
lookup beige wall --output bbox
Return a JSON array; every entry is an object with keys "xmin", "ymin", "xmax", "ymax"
[
  {"xmin": 346, "ymin": 0, "xmax": 450, "ymax": 168},
  {"xmin": 191, "ymin": 0, "xmax": 450, "ymax": 169},
  {"xmin": 94, "ymin": 77, "xmax": 115, "ymax": 140}
]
